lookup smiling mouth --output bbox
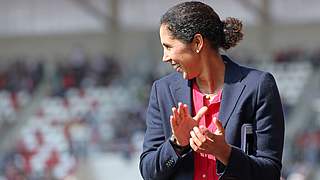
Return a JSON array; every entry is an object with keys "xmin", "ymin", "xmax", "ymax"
[{"xmin": 172, "ymin": 64, "xmax": 182, "ymax": 72}]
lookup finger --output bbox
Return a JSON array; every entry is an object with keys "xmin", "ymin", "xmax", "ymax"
[
  {"xmin": 177, "ymin": 102, "xmax": 184, "ymax": 120},
  {"xmin": 193, "ymin": 106, "xmax": 208, "ymax": 122},
  {"xmin": 182, "ymin": 104, "xmax": 190, "ymax": 119},
  {"xmin": 172, "ymin": 107, "xmax": 176, "ymax": 117},
  {"xmin": 190, "ymin": 138, "xmax": 205, "ymax": 152},
  {"xmin": 204, "ymin": 129, "xmax": 215, "ymax": 142},
  {"xmin": 172, "ymin": 107, "xmax": 181, "ymax": 125},
  {"xmin": 170, "ymin": 115, "xmax": 177, "ymax": 129},
  {"xmin": 190, "ymin": 130, "xmax": 203, "ymax": 147},
  {"xmin": 189, "ymin": 138, "xmax": 198, "ymax": 152},
  {"xmin": 193, "ymin": 126, "xmax": 206, "ymax": 143},
  {"xmin": 179, "ymin": 103, "xmax": 186, "ymax": 119},
  {"xmin": 213, "ymin": 117, "xmax": 224, "ymax": 134},
  {"xmin": 196, "ymin": 148, "xmax": 208, "ymax": 154}
]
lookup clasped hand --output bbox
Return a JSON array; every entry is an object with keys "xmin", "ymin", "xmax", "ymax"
[{"xmin": 170, "ymin": 102, "xmax": 231, "ymax": 165}]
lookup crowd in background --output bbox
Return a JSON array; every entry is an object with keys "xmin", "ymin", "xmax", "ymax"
[
  {"xmin": 0, "ymin": 60, "xmax": 43, "ymax": 93},
  {"xmin": 50, "ymin": 54, "xmax": 121, "ymax": 97},
  {"xmin": 0, "ymin": 48, "xmax": 319, "ymax": 179},
  {"xmin": 0, "ymin": 52, "xmax": 148, "ymax": 179},
  {"xmin": 0, "ymin": 59, "xmax": 44, "ymax": 137}
]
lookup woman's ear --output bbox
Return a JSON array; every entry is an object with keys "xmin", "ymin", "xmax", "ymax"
[{"xmin": 193, "ymin": 33, "xmax": 204, "ymax": 53}]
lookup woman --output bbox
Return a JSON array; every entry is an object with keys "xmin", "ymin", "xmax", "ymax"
[{"xmin": 139, "ymin": 1, "xmax": 284, "ymax": 180}]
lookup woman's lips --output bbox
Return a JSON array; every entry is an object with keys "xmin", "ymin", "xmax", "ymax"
[{"xmin": 172, "ymin": 64, "xmax": 182, "ymax": 72}]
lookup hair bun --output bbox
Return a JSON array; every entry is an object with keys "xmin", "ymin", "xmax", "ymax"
[{"xmin": 221, "ymin": 17, "xmax": 244, "ymax": 50}]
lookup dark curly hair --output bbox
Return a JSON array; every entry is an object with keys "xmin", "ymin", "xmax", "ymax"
[{"xmin": 160, "ymin": 1, "xmax": 243, "ymax": 50}]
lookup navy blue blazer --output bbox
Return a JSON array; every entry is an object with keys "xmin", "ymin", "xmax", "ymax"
[{"xmin": 139, "ymin": 56, "xmax": 284, "ymax": 180}]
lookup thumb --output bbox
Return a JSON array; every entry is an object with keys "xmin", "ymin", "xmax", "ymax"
[
  {"xmin": 193, "ymin": 106, "xmax": 208, "ymax": 122},
  {"xmin": 213, "ymin": 117, "xmax": 224, "ymax": 134}
]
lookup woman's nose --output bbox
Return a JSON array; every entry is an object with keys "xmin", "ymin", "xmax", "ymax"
[{"xmin": 162, "ymin": 51, "xmax": 170, "ymax": 62}]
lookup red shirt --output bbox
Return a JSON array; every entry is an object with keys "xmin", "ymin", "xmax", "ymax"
[{"xmin": 192, "ymin": 82, "xmax": 222, "ymax": 180}]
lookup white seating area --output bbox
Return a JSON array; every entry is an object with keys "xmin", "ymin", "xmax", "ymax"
[
  {"xmin": 10, "ymin": 85, "xmax": 144, "ymax": 179},
  {"xmin": 0, "ymin": 90, "xmax": 30, "ymax": 125},
  {"xmin": 258, "ymin": 61, "xmax": 313, "ymax": 105}
]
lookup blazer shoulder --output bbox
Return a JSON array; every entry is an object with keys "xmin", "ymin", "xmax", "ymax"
[
  {"xmin": 154, "ymin": 72, "xmax": 182, "ymax": 87},
  {"xmin": 239, "ymin": 64, "xmax": 276, "ymax": 85}
]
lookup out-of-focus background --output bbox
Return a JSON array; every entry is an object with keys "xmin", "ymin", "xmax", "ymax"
[{"xmin": 0, "ymin": 0, "xmax": 319, "ymax": 179}]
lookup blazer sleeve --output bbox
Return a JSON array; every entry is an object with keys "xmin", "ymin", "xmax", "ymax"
[
  {"xmin": 139, "ymin": 81, "xmax": 182, "ymax": 180},
  {"xmin": 218, "ymin": 72, "xmax": 285, "ymax": 180}
]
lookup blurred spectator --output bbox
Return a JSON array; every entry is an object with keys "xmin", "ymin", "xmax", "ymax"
[
  {"xmin": 0, "ymin": 60, "xmax": 43, "ymax": 94},
  {"xmin": 50, "ymin": 54, "xmax": 121, "ymax": 97}
]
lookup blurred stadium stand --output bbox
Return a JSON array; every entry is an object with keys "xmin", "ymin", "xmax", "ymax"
[{"xmin": 0, "ymin": 0, "xmax": 319, "ymax": 180}]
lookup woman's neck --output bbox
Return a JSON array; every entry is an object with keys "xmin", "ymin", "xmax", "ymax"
[{"xmin": 196, "ymin": 52, "xmax": 225, "ymax": 95}]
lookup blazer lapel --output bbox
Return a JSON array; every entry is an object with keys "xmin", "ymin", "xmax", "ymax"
[
  {"xmin": 219, "ymin": 56, "xmax": 246, "ymax": 128},
  {"xmin": 169, "ymin": 75, "xmax": 193, "ymax": 115}
]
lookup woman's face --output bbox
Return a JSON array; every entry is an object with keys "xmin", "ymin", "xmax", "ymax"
[{"xmin": 159, "ymin": 24, "xmax": 200, "ymax": 79}]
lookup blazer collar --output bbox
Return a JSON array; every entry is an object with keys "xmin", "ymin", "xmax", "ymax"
[
  {"xmin": 169, "ymin": 74, "xmax": 193, "ymax": 114},
  {"xmin": 219, "ymin": 55, "xmax": 246, "ymax": 128},
  {"xmin": 170, "ymin": 55, "xmax": 246, "ymax": 128}
]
